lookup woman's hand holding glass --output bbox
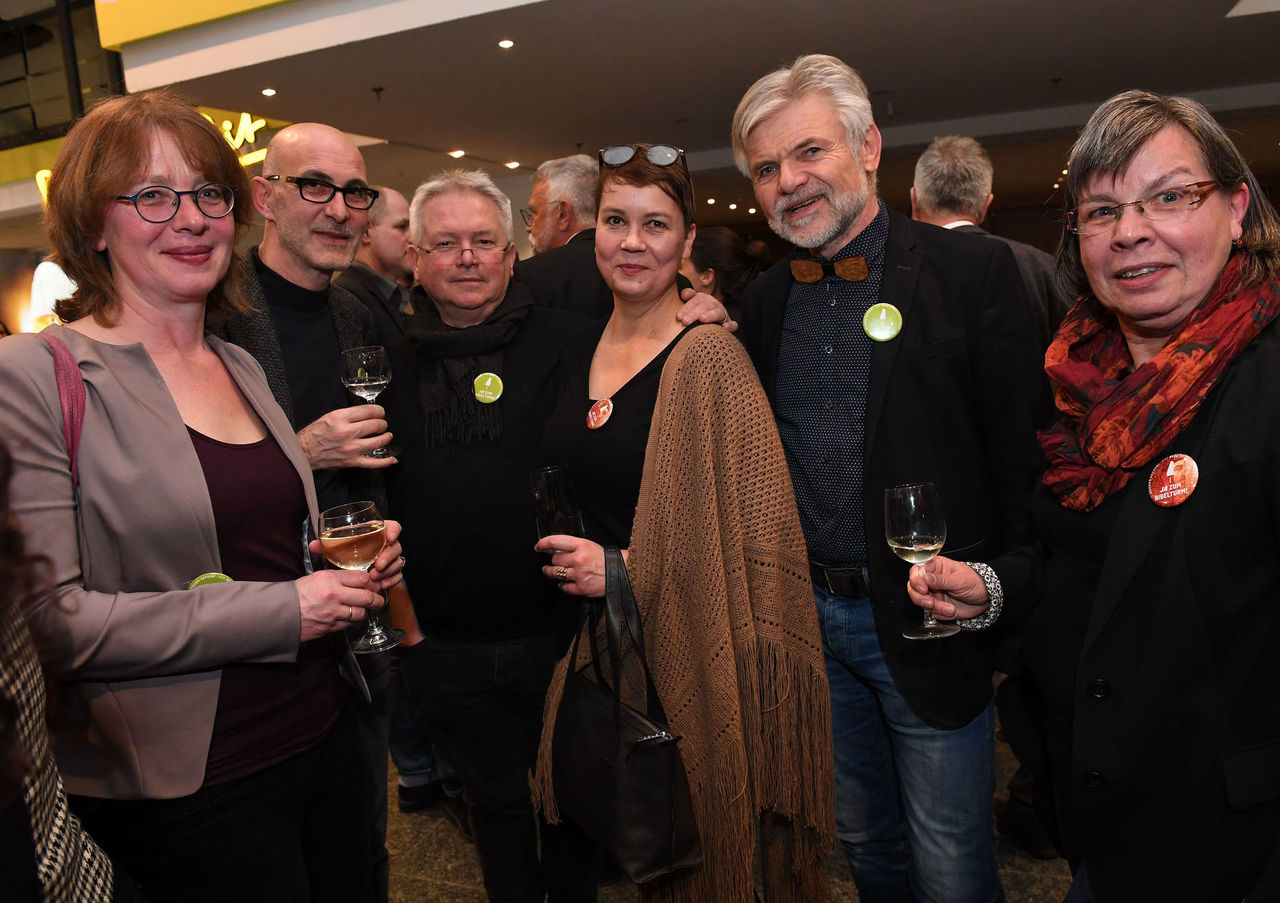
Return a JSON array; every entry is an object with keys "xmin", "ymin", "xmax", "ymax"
[
  {"xmin": 534, "ymin": 534, "xmax": 611, "ymax": 598},
  {"xmin": 905, "ymin": 555, "xmax": 991, "ymax": 621},
  {"xmin": 298, "ymin": 517, "xmax": 404, "ymax": 642}
]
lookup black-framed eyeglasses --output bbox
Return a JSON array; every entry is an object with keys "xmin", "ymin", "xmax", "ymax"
[
  {"xmin": 520, "ymin": 199, "xmax": 562, "ymax": 228},
  {"xmin": 115, "ymin": 183, "xmax": 237, "ymax": 223},
  {"xmin": 1065, "ymin": 180, "xmax": 1220, "ymax": 236},
  {"xmin": 412, "ymin": 240, "xmax": 513, "ymax": 263},
  {"xmin": 264, "ymin": 175, "xmax": 379, "ymax": 210},
  {"xmin": 599, "ymin": 144, "xmax": 686, "ymax": 171}
]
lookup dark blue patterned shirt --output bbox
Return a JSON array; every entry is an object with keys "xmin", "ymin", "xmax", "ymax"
[{"xmin": 775, "ymin": 199, "xmax": 889, "ymax": 566}]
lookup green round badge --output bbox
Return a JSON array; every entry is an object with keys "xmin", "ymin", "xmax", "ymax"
[
  {"xmin": 863, "ymin": 302, "xmax": 903, "ymax": 342},
  {"xmin": 187, "ymin": 572, "xmax": 233, "ymax": 589},
  {"xmin": 473, "ymin": 371, "xmax": 504, "ymax": 404}
]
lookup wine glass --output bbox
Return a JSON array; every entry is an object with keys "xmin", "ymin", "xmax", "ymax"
[
  {"xmin": 341, "ymin": 345, "xmax": 398, "ymax": 458},
  {"xmin": 319, "ymin": 500, "xmax": 405, "ymax": 654},
  {"xmin": 885, "ymin": 481, "xmax": 959, "ymax": 640},
  {"xmin": 531, "ymin": 465, "xmax": 585, "ymax": 540}
]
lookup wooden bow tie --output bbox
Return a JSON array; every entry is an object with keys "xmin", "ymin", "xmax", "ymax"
[{"xmin": 790, "ymin": 257, "xmax": 869, "ymax": 283}]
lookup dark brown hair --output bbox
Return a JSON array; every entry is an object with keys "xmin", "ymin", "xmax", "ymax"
[
  {"xmin": 45, "ymin": 90, "xmax": 254, "ymax": 327},
  {"xmin": 595, "ymin": 144, "xmax": 695, "ymax": 228},
  {"xmin": 1059, "ymin": 89, "xmax": 1280, "ymax": 302}
]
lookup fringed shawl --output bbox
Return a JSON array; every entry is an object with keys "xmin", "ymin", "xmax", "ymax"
[{"xmin": 535, "ymin": 325, "xmax": 835, "ymax": 901}]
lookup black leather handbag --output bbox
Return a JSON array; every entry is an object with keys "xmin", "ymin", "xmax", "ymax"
[{"xmin": 551, "ymin": 546, "xmax": 701, "ymax": 884}]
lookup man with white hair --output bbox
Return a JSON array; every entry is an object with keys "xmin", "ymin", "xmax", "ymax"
[
  {"xmin": 515, "ymin": 153, "xmax": 614, "ymax": 318},
  {"xmin": 911, "ymin": 135, "xmax": 1068, "ymax": 347},
  {"xmin": 731, "ymin": 54, "xmax": 1044, "ymax": 903}
]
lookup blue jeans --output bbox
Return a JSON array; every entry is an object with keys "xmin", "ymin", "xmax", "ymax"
[{"xmin": 814, "ymin": 585, "xmax": 1004, "ymax": 903}]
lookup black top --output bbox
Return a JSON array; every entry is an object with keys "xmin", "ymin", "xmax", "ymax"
[
  {"xmin": 385, "ymin": 303, "xmax": 585, "ymax": 641},
  {"xmin": 190, "ymin": 427, "xmax": 340, "ymax": 786},
  {"xmin": 253, "ymin": 250, "xmax": 355, "ymax": 514},
  {"xmin": 543, "ymin": 321, "xmax": 694, "ymax": 548}
]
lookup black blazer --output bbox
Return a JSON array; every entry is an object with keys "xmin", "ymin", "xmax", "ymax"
[
  {"xmin": 953, "ymin": 223, "xmax": 1070, "ymax": 348},
  {"xmin": 1000, "ymin": 320, "xmax": 1280, "ymax": 902},
  {"xmin": 737, "ymin": 206, "xmax": 1045, "ymax": 729},
  {"xmin": 334, "ymin": 261, "xmax": 406, "ymax": 344},
  {"xmin": 513, "ymin": 228, "xmax": 614, "ymax": 320}
]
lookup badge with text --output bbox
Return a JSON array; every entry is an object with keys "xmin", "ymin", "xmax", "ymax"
[
  {"xmin": 863, "ymin": 302, "xmax": 903, "ymax": 342},
  {"xmin": 1148, "ymin": 453, "xmax": 1199, "ymax": 507},
  {"xmin": 187, "ymin": 572, "xmax": 233, "ymax": 590},
  {"xmin": 587, "ymin": 398, "xmax": 614, "ymax": 430},
  {"xmin": 473, "ymin": 372, "xmax": 504, "ymax": 404}
]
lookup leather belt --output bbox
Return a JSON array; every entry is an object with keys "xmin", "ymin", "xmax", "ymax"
[{"xmin": 809, "ymin": 561, "xmax": 870, "ymax": 598}]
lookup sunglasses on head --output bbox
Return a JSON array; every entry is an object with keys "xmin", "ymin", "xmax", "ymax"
[{"xmin": 599, "ymin": 144, "xmax": 686, "ymax": 169}]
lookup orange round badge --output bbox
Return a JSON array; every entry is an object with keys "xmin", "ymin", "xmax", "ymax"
[
  {"xmin": 1148, "ymin": 453, "xmax": 1199, "ymax": 507},
  {"xmin": 587, "ymin": 398, "xmax": 614, "ymax": 430}
]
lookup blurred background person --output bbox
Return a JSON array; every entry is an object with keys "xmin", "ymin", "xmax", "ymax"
[
  {"xmin": 534, "ymin": 143, "xmax": 834, "ymax": 901},
  {"xmin": 679, "ymin": 224, "xmax": 753, "ymax": 320},
  {"xmin": 0, "ymin": 91, "xmax": 402, "ymax": 903},
  {"xmin": 908, "ymin": 90, "xmax": 1280, "ymax": 903},
  {"xmin": 911, "ymin": 134, "xmax": 1070, "ymax": 348}
]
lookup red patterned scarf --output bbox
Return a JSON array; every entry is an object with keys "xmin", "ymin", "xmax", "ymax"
[{"xmin": 1040, "ymin": 255, "xmax": 1280, "ymax": 511}]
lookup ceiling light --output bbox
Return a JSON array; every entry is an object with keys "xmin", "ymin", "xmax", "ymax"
[
  {"xmin": 261, "ymin": 88, "xmax": 276, "ymax": 97},
  {"xmin": 1061, "ymin": 169, "xmax": 1068, "ymax": 175},
  {"xmin": 498, "ymin": 39, "xmax": 514, "ymax": 49},
  {"xmin": 505, "ymin": 161, "xmax": 520, "ymax": 169},
  {"xmin": 706, "ymin": 198, "xmax": 716, "ymax": 205},
  {"xmin": 728, "ymin": 203, "xmax": 737, "ymax": 210},
  {"xmin": 748, "ymin": 207, "xmax": 757, "ymax": 214},
  {"xmin": 448, "ymin": 150, "xmax": 465, "ymax": 158},
  {"xmin": 1053, "ymin": 183, "xmax": 1060, "ymax": 189}
]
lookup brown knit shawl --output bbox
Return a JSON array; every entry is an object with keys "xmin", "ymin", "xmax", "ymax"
[{"xmin": 534, "ymin": 326, "xmax": 835, "ymax": 901}]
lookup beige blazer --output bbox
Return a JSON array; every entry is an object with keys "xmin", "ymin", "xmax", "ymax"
[{"xmin": 0, "ymin": 325, "xmax": 358, "ymax": 800}]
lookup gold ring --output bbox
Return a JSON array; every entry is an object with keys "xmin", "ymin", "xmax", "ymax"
[
  {"xmin": 347, "ymin": 605, "xmax": 354, "ymax": 622},
  {"xmin": 555, "ymin": 566, "xmax": 569, "ymax": 582}
]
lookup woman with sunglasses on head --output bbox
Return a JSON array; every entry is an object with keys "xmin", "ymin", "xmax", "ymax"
[
  {"xmin": 534, "ymin": 144, "xmax": 834, "ymax": 900},
  {"xmin": 907, "ymin": 91, "xmax": 1280, "ymax": 903},
  {"xmin": 0, "ymin": 91, "xmax": 402, "ymax": 903}
]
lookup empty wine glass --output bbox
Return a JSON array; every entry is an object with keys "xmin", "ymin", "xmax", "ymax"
[
  {"xmin": 341, "ymin": 345, "xmax": 398, "ymax": 458},
  {"xmin": 319, "ymin": 500, "xmax": 405, "ymax": 654},
  {"xmin": 531, "ymin": 465, "xmax": 586, "ymax": 540},
  {"xmin": 885, "ymin": 481, "xmax": 959, "ymax": 640}
]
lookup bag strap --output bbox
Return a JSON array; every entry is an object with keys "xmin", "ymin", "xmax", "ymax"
[
  {"xmin": 603, "ymin": 546, "xmax": 667, "ymax": 726},
  {"xmin": 40, "ymin": 333, "xmax": 85, "ymax": 491}
]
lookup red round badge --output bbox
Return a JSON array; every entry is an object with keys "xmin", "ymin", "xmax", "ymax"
[
  {"xmin": 1148, "ymin": 453, "xmax": 1199, "ymax": 507},
  {"xmin": 586, "ymin": 397, "xmax": 614, "ymax": 430}
]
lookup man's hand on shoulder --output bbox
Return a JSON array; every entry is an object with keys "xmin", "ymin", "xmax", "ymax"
[
  {"xmin": 297, "ymin": 405, "xmax": 395, "ymax": 470},
  {"xmin": 677, "ymin": 287, "xmax": 738, "ymax": 333}
]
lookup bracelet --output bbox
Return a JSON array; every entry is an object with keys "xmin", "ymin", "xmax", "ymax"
[{"xmin": 957, "ymin": 561, "xmax": 1002, "ymax": 631}]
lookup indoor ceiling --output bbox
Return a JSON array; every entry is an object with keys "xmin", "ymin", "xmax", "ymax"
[
  {"xmin": 164, "ymin": 0, "xmax": 1280, "ymax": 236},
  {"xmin": 5, "ymin": 0, "xmax": 1279, "ymax": 251}
]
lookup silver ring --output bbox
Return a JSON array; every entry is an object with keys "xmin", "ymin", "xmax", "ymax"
[
  {"xmin": 346, "ymin": 605, "xmax": 354, "ymax": 622},
  {"xmin": 555, "ymin": 565, "xmax": 569, "ymax": 582},
  {"xmin": 399, "ymin": 555, "xmax": 406, "ymax": 566}
]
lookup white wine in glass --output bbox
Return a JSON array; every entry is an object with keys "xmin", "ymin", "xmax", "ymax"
[
  {"xmin": 341, "ymin": 345, "xmax": 398, "ymax": 458},
  {"xmin": 319, "ymin": 500, "xmax": 405, "ymax": 654},
  {"xmin": 885, "ymin": 481, "xmax": 960, "ymax": 640}
]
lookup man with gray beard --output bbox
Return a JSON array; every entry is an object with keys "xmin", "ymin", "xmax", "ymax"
[{"xmin": 732, "ymin": 54, "xmax": 1044, "ymax": 903}]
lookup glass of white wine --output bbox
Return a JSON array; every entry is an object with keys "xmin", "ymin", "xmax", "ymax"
[
  {"xmin": 884, "ymin": 481, "xmax": 959, "ymax": 640},
  {"xmin": 319, "ymin": 500, "xmax": 405, "ymax": 654},
  {"xmin": 341, "ymin": 345, "xmax": 398, "ymax": 458}
]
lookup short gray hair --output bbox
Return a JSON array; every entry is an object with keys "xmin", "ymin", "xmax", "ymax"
[
  {"xmin": 1060, "ymin": 89, "xmax": 1280, "ymax": 301},
  {"xmin": 913, "ymin": 136, "xmax": 992, "ymax": 222},
  {"xmin": 409, "ymin": 169, "xmax": 515, "ymax": 245},
  {"xmin": 731, "ymin": 53, "xmax": 875, "ymax": 180},
  {"xmin": 366, "ymin": 185, "xmax": 405, "ymax": 226},
  {"xmin": 533, "ymin": 153, "xmax": 599, "ymax": 226}
]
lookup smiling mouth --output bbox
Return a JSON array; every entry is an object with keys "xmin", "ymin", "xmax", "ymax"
[
  {"xmin": 1117, "ymin": 265, "xmax": 1163, "ymax": 279},
  {"xmin": 783, "ymin": 195, "xmax": 823, "ymax": 217}
]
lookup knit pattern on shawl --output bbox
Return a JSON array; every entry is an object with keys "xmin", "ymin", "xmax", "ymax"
[{"xmin": 535, "ymin": 326, "xmax": 835, "ymax": 901}]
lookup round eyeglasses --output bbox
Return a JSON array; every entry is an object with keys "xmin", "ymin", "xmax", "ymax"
[
  {"xmin": 115, "ymin": 184, "xmax": 237, "ymax": 224},
  {"xmin": 599, "ymin": 144, "xmax": 686, "ymax": 169},
  {"xmin": 413, "ymin": 241, "xmax": 512, "ymax": 263}
]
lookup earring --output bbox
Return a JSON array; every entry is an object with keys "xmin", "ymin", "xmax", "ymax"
[{"xmin": 1232, "ymin": 237, "xmax": 1245, "ymax": 250}]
